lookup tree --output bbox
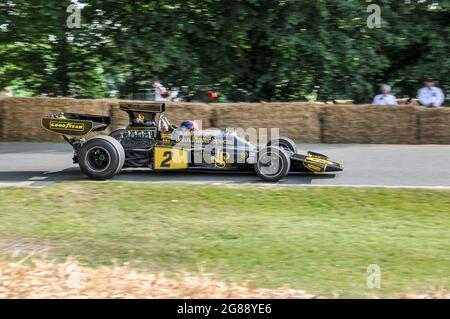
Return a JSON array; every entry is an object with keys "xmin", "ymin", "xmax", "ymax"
[{"xmin": 1, "ymin": 0, "xmax": 449, "ymax": 102}]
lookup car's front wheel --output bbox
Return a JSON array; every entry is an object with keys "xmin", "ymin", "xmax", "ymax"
[
  {"xmin": 267, "ymin": 136, "xmax": 298, "ymax": 154},
  {"xmin": 254, "ymin": 146, "xmax": 291, "ymax": 182},
  {"xmin": 78, "ymin": 136, "xmax": 125, "ymax": 180}
]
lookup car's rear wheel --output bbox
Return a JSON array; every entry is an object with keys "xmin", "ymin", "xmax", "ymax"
[
  {"xmin": 254, "ymin": 146, "xmax": 291, "ymax": 182},
  {"xmin": 79, "ymin": 136, "xmax": 125, "ymax": 180},
  {"xmin": 267, "ymin": 137, "xmax": 298, "ymax": 154}
]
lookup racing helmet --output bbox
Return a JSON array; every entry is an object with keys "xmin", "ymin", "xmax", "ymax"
[{"xmin": 179, "ymin": 120, "xmax": 198, "ymax": 131}]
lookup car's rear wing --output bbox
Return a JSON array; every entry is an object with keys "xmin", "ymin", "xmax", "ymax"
[
  {"xmin": 119, "ymin": 101, "xmax": 165, "ymax": 114},
  {"xmin": 42, "ymin": 112, "xmax": 111, "ymax": 136}
]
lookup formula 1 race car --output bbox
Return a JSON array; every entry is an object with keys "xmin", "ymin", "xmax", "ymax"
[{"xmin": 41, "ymin": 102, "xmax": 343, "ymax": 182}]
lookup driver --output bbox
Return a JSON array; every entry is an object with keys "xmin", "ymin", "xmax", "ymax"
[
  {"xmin": 171, "ymin": 120, "xmax": 198, "ymax": 142},
  {"xmin": 179, "ymin": 120, "xmax": 198, "ymax": 133}
]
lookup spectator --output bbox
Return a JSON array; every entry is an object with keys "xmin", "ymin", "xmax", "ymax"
[
  {"xmin": 1, "ymin": 87, "xmax": 13, "ymax": 97},
  {"xmin": 417, "ymin": 78, "xmax": 445, "ymax": 107},
  {"xmin": 372, "ymin": 84, "xmax": 397, "ymax": 105},
  {"xmin": 151, "ymin": 81, "xmax": 169, "ymax": 101},
  {"xmin": 207, "ymin": 88, "xmax": 218, "ymax": 102}
]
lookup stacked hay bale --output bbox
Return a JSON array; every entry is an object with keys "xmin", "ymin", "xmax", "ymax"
[
  {"xmin": 321, "ymin": 104, "xmax": 420, "ymax": 144},
  {"xmin": 0, "ymin": 97, "xmax": 111, "ymax": 142},
  {"xmin": 108, "ymin": 100, "xmax": 130, "ymax": 130},
  {"xmin": 0, "ymin": 98, "xmax": 4, "ymax": 137},
  {"xmin": 417, "ymin": 107, "xmax": 450, "ymax": 144},
  {"xmin": 1, "ymin": 97, "xmax": 449, "ymax": 144},
  {"xmin": 165, "ymin": 102, "xmax": 214, "ymax": 129},
  {"xmin": 213, "ymin": 103, "xmax": 323, "ymax": 143}
]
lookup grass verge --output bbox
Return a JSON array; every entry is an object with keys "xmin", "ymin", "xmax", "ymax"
[{"xmin": 0, "ymin": 183, "xmax": 449, "ymax": 298}]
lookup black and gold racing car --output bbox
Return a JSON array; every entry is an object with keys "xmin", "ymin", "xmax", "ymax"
[{"xmin": 42, "ymin": 102, "xmax": 343, "ymax": 182}]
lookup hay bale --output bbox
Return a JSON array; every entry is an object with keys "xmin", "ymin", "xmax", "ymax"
[
  {"xmin": 0, "ymin": 97, "xmax": 111, "ymax": 142},
  {"xmin": 165, "ymin": 102, "xmax": 214, "ymax": 129},
  {"xmin": 0, "ymin": 98, "xmax": 5, "ymax": 139},
  {"xmin": 417, "ymin": 107, "xmax": 450, "ymax": 144},
  {"xmin": 108, "ymin": 100, "xmax": 129, "ymax": 131},
  {"xmin": 2, "ymin": 97, "xmax": 449, "ymax": 145},
  {"xmin": 321, "ymin": 104, "xmax": 419, "ymax": 144},
  {"xmin": 333, "ymin": 99, "xmax": 354, "ymax": 104},
  {"xmin": 213, "ymin": 103, "xmax": 323, "ymax": 143}
]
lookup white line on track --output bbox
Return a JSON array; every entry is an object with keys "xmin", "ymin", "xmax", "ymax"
[
  {"xmin": 28, "ymin": 176, "xmax": 48, "ymax": 181},
  {"xmin": 1, "ymin": 180, "xmax": 450, "ymax": 190}
]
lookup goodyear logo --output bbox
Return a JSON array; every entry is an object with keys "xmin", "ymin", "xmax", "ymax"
[
  {"xmin": 306, "ymin": 163, "xmax": 323, "ymax": 172},
  {"xmin": 49, "ymin": 121, "xmax": 85, "ymax": 131},
  {"xmin": 305, "ymin": 156, "xmax": 333, "ymax": 165}
]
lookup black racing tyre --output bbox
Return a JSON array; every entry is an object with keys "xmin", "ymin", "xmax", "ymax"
[
  {"xmin": 79, "ymin": 136, "xmax": 125, "ymax": 180},
  {"xmin": 109, "ymin": 127, "xmax": 126, "ymax": 141},
  {"xmin": 267, "ymin": 137, "xmax": 298, "ymax": 154},
  {"xmin": 254, "ymin": 146, "xmax": 291, "ymax": 182}
]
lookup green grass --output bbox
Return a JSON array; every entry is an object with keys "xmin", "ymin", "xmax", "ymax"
[{"xmin": 0, "ymin": 183, "xmax": 449, "ymax": 298}]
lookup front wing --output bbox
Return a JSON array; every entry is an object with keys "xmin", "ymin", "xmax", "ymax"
[{"xmin": 290, "ymin": 152, "xmax": 344, "ymax": 173}]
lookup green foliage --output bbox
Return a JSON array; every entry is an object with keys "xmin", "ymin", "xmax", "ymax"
[{"xmin": 0, "ymin": 0, "xmax": 449, "ymax": 102}]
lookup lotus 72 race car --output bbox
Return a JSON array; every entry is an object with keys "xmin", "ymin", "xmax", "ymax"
[{"xmin": 41, "ymin": 102, "xmax": 343, "ymax": 182}]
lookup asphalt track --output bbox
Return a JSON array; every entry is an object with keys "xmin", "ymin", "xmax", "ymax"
[{"xmin": 1, "ymin": 142, "xmax": 450, "ymax": 188}]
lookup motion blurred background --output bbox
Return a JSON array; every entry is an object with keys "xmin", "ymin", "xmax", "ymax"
[
  {"xmin": 1, "ymin": 0, "xmax": 450, "ymax": 300},
  {"xmin": 0, "ymin": 0, "xmax": 449, "ymax": 103}
]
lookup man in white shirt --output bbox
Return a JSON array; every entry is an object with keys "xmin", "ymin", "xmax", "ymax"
[
  {"xmin": 417, "ymin": 79, "xmax": 445, "ymax": 107},
  {"xmin": 372, "ymin": 84, "xmax": 397, "ymax": 105},
  {"xmin": 151, "ymin": 81, "xmax": 169, "ymax": 101}
]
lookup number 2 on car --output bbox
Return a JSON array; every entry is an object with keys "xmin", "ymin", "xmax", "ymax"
[{"xmin": 153, "ymin": 146, "xmax": 189, "ymax": 170}]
